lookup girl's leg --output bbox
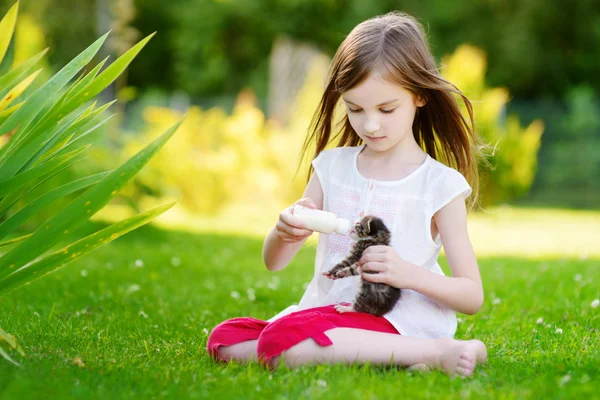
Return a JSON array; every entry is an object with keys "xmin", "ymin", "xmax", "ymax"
[
  {"xmin": 218, "ymin": 340, "xmax": 258, "ymax": 362},
  {"xmin": 206, "ymin": 317, "xmax": 267, "ymax": 363},
  {"xmin": 269, "ymin": 327, "xmax": 486, "ymax": 377}
]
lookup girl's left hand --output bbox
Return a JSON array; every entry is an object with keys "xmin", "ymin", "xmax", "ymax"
[{"xmin": 358, "ymin": 245, "xmax": 418, "ymax": 289}]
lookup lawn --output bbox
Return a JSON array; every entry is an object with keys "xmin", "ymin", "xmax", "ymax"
[{"xmin": 0, "ymin": 207, "xmax": 598, "ymax": 399}]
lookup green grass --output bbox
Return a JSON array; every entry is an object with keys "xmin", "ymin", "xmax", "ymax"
[{"xmin": 0, "ymin": 210, "xmax": 599, "ymax": 399}]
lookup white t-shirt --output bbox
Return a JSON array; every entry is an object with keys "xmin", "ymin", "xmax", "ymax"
[{"xmin": 268, "ymin": 144, "xmax": 472, "ymax": 339}]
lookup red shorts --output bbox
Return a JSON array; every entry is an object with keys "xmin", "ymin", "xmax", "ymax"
[{"xmin": 206, "ymin": 303, "xmax": 400, "ymax": 364}]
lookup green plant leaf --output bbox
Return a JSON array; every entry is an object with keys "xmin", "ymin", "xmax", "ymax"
[
  {"xmin": 0, "ymin": 32, "xmax": 109, "ymax": 168},
  {"xmin": 25, "ymin": 103, "xmax": 99, "ymax": 168},
  {"xmin": 56, "ymin": 33, "xmax": 155, "ymax": 119},
  {"xmin": 0, "ymin": 344, "xmax": 19, "ymax": 366},
  {"xmin": 0, "ymin": 146, "xmax": 88, "ymax": 198},
  {"xmin": 0, "ymin": 2, "xmax": 19, "ymax": 66},
  {"xmin": 0, "ymin": 119, "xmax": 182, "ymax": 276},
  {"xmin": 0, "ymin": 171, "xmax": 111, "ymax": 241},
  {"xmin": 0, "ymin": 48, "xmax": 48, "ymax": 100},
  {"xmin": 0, "ymin": 200, "xmax": 177, "ymax": 297},
  {"xmin": 0, "ymin": 101, "xmax": 23, "ymax": 125},
  {"xmin": 0, "ymin": 153, "xmax": 86, "ymax": 219},
  {"xmin": 0, "ymin": 233, "xmax": 32, "ymax": 248},
  {"xmin": 0, "ymin": 69, "xmax": 41, "ymax": 112},
  {"xmin": 0, "ymin": 325, "xmax": 24, "ymax": 366},
  {"xmin": 60, "ymin": 56, "xmax": 109, "ymax": 107}
]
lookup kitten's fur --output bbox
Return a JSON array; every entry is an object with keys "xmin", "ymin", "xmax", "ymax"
[{"xmin": 323, "ymin": 216, "xmax": 401, "ymax": 316}]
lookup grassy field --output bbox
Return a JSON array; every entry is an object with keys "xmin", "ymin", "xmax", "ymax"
[{"xmin": 0, "ymin": 207, "xmax": 598, "ymax": 399}]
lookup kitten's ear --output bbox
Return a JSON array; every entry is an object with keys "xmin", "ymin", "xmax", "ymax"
[{"xmin": 366, "ymin": 217, "xmax": 371, "ymax": 234}]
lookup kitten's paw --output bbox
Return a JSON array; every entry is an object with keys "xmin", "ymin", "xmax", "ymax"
[
  {"xmin": 322, "ymin": 272, "xmax": 337, "ymax": 280},
  {"xmin": 333, "ymin": 266, "xmax": 356, "ymax": 278},
  {"xmin": 334, "ymin": 304, "xmax": 355, "ymax": 313}
]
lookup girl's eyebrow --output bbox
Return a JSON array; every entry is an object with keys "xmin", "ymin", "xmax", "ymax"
[{"xmin": 343, "ymin": 98, "xmax": 400, "ymax": 107}]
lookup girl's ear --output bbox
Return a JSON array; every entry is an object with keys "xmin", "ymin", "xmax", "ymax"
[{"xmin": 415, "ymin": 94, "xmax": 426, "ymax": 107}]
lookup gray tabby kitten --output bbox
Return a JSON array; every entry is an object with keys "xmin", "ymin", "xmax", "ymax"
[{"xmin": 322, "ymin": 215, "xmax": 401, "ymax": 316}]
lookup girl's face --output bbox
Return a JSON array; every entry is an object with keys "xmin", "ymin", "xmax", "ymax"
[{"xmin": 342, "ymin": 71, "xmax": 425, "ymax": 153}]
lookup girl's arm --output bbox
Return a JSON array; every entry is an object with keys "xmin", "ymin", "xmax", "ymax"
[
  {"xmin": 262, "ymin": 173, "xmax": 324, "ymax": 272},
  {"xmin": 409, "ymin": 196, "xmax": 484, "ymax": 314}
]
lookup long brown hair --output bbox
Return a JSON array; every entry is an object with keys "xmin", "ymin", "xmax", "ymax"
[{"xmin": 300, "ymin": 11, "xmax": 486, "ymax": 210}]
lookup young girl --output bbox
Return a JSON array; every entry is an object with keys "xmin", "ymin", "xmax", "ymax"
[{"xmin": 207, "ymin": 11, "xmax": 487, "ymax": 377}]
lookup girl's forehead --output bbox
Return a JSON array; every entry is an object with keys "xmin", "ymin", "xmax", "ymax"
[{"xmin": 342, "ymin": 73, "xmax": 412, "ymax": 106}]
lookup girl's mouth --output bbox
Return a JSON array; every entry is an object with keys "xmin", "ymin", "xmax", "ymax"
[{"xmin": 365, "ymin": 136, "xmax": 385, "ymax": 142}]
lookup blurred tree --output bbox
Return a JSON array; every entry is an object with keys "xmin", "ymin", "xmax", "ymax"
[{"xmin": 4, "ymin": 0, "xmax": 599, "ymax": 100}]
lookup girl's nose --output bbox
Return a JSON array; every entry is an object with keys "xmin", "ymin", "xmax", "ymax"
[{"xmin": 364, "ymin": 119, "xmax": 380, "ymax": 134}]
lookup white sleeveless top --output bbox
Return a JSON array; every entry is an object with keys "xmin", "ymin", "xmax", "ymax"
[{"xmin": 268, "ymin": 144, "xmax": 472, "ymax": 339}]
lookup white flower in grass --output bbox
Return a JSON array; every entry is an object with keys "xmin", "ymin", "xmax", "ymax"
[
  {"xmin": 171, "ymin": 257, "xmax": 181, "ymax": 267},
  {"xmin": 536, "ymin": 317, "xmax": 544, "ymax": 324},
  {"xmin": 316, "ymin": 379, "xmax": 327, "ymax": 387},
  {"xmin": 591, "ymin": 299, "xmax": 599, "ymax": 308},
  {"xmin": 457, "ymin": 317, "xmax": 463, "ymax": 323},
  {"xmin": 546, "ymin": 324, "xmax": 552, "ymax": 328},
  {"xmin": 559, "ymin": 374, "xmax": 571, "ymax": 386},
  {"xmin": 492, "ymin": 298, "xmax": 501, "ymax": 305},
  {"xmin": 247, "ymin": 288, "xmax": 256, "ymax": 301},
  {"xmin": 574, "ymin": 273, "xmax": 582, "ymax": 282},
  {"xmin": 135, "ymin": 259, "xmax": 144, "ymax": 268},
  {"xmin": 127, "ymin": 284, "xmax": 141, "ymax": 294},
  {"xmin": 80, "ymin": 269, "xmax": 88, "ymax": 277},
  {"xmin": 230, "ymin": 291, "xmax": 240, "ymax": 300},
  {"xmin": 139, "ymin": 310, "xmax": 148, "ymax": 319},
  {"xmin": 556, "ymin": 328, "xmax": 563, "ymax": 334},
  {"xmin": 202, "ymin": 328, "xmax": 209, "ymax": 335}
]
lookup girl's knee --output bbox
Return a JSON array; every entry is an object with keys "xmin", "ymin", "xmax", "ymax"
[{"xmin": 206, "ymin": 317, "xmax": 267, "ymax": 362}]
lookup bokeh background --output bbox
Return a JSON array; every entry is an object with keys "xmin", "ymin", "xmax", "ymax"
[{"xmin": 2, "ymin": 0, "xmax": 599, "ymax": 234}]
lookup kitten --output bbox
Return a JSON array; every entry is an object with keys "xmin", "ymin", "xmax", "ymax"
[{"xmin": 322, "ymin": 215, "xmax": 401, "ymax": 317}]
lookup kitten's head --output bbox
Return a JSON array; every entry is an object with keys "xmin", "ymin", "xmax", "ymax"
[{"xmin": 349, "ymin": 215, "xmax": 391, "ymax": 242}]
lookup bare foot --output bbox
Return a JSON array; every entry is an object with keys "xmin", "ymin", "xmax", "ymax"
[
  {"xmin": 436, "ymin": 339, "xmax": 487, "ymax": 377},
  {"xmin": 334, "ymin": 304, "xmax": 354, "ymax": 313}
]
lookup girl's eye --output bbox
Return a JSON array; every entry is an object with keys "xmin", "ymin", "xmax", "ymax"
[{"xmin": 347, "ymin": 108, "xmax": 396, "ymax": 114}]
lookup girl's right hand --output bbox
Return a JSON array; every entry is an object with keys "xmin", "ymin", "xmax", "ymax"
[{"xmin": 276, "ymin": 198, "xmax": 317, "ymax": 243}]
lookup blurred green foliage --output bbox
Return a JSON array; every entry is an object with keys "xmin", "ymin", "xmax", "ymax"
[
  {"xmin": 4, "ymin": 0, "xmax": 599, "ymax": 207},
  {"xmin": 6, "ymin": 0, "xmax": 599, "ymax": 100},
  {"xmin": 119, "ymin": 47, "xmax": 542, "ymax": 214},
  {"xmin": 442, "ymin": 45, "xmax": 544, "ymax": 205}
]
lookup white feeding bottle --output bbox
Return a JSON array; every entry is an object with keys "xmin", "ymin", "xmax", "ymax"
[{"xmin": 293, "ymin": 205, "xmax": 351, "ymax": 235}]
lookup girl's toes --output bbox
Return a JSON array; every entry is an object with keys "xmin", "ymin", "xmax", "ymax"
[
  {"xmin": 459, "ymin": 353, "xmax": 473, "ymax": 363},
  {"xmin": 457, "ymin": 361, "xmax": 473, "ymax": 376}
]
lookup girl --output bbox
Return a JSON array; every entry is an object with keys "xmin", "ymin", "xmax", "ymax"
[{"xmin": 207, "ymin": 11, "xmax": 487, "ymax": 377}]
